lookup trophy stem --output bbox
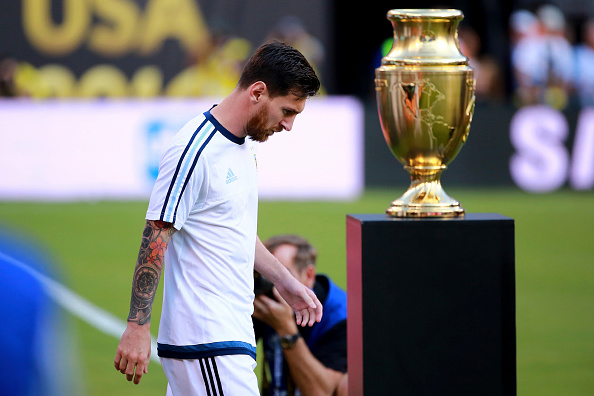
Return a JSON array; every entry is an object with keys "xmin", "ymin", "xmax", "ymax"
[{"xmin": 386, "ymin": 165, "xmax": 465, "ymax": 218}]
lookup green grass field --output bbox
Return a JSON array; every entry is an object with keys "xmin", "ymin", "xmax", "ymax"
[{"xmin": 0, "ymin": 188, "xmax": 593, "ymax": 395}]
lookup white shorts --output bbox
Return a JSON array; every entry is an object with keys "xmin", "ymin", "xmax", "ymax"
[{"xmin": 161, "ymin": 355, "xmax": 259, "ymax": 396}]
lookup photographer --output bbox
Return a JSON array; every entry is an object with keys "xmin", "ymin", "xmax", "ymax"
[{"xmin": 253, "ymin": 235, "xmax": 348, "ymax": 396}]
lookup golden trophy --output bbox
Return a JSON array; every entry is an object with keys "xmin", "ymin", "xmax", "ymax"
[{"xmin": 375, "ymin": 9, "xmax": 475, "ymax": 217}]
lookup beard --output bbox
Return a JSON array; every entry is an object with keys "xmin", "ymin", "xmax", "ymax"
[{"xmin": 245, "ymin": 106, "xmax": 274, "ymax": 143}]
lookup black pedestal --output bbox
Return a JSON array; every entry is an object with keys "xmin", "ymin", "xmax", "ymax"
[{"xmin": 346, "ymin": 213, "xmax": 516, "ymax": 396}]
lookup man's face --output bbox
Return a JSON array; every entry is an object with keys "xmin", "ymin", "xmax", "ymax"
[
  {"xmin": 272, "ymin": 243, "xmax": 315, "ymax": 288},
  {"xmin": 245, "ymin": 93, "xmax": 306, "ymax": 142}
]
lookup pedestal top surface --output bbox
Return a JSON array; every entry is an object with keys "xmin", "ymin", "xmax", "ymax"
[{"xmin": 347, "ymin": 213, "xmax": 513, "ymax": 223}]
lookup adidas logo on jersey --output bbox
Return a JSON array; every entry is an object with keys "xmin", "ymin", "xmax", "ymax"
[{"xmin": 226, "ymin": 168, "xmax": 238, "ymax": 184}]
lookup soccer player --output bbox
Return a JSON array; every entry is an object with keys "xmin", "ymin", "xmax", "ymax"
[{"xmin": 114, "ymin": 41, "xmax": 322, "ymax": 395}]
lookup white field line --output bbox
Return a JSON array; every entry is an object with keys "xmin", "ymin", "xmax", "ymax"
[{"xmin": 0, "ymin": 252, "xmax": 160, "ymax": 364}]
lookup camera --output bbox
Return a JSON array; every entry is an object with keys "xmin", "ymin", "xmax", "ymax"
[{"xmin": 254, "ymin": 270, "xmax": 275, "ymax": 299}]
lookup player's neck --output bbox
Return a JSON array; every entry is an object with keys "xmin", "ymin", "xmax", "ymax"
[{"xmin": 210, "ymin": 90, "xmax": 249, "ymax": 139}]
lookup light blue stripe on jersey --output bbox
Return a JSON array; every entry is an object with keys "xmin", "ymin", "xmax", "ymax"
[{"xmin": 164, "ymin": 122, "xmax": 214, "ymax": 222}]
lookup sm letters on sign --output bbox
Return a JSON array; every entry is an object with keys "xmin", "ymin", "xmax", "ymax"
[{"xmin": 510, "ymin": 106, "xmax": 594, "ymax": 192}]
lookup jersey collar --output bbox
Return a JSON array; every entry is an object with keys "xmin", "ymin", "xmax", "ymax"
[{"xmin": 204, "ymin": 107, "xmax": 246, "ymax": 145}]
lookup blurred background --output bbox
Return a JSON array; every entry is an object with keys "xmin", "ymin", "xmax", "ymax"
[{"xmin": 0, "ymin": 0, "xmax": 593, "ymax": 395}]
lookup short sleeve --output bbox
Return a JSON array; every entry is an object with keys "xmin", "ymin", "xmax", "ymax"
[{"xmin": 146, "ymin": 142, "xmax": 208, "ymax": 230}]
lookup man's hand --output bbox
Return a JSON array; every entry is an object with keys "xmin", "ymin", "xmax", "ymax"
[
  {"xmin": 114, "ymin": 322, "xmax": 152, "ymax": 385},
  {"xmin": 254, "ymin": 236, "xmax": 322, "ymax": 327},
  {"xmin": 253, "ymin": 288, "xmax": 299, "ymax": 335},
  {"xmin": 114, "ymin": 220, "xmax": 173, "ymax": 384},
  {"xmin": 274, "ymin": 275, "xmax": 323, "ymax": 327}
]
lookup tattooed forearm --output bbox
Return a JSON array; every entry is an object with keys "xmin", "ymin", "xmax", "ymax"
[{"xmin": 127, "ymin": 220, "xmax": 176, "ymax": 325}]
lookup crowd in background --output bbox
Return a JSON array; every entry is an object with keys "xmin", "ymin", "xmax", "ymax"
[
  {"xmin": 0, "ymin": 16, "xmax": 324, "ymax": 100},
  {"xmin": 2, "ymin": 5, "xmax": 594, "ymax": 110},
  {"xmin": 508, "ymin": 4, "xmax": 594, "ymax": 110}
]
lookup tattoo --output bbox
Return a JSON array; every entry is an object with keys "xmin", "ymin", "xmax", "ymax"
[{"xmin": 128, "ymin": 220, "xmax": 175, "ymax": 325}]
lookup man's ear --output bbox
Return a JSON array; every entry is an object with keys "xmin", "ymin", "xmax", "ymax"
[
  {"xmin": 249, "ymin": 81, "xmax": 267, "ymax": 103},
  {"xmin": 305, "ymin": 264, "xmax": 316, "ymax": 287}
]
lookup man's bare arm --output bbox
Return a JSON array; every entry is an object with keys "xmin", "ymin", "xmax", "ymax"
[
  {"xmin": 127, "ymin": 220, "xmax": 175, "ymax": 325},
  {"xmin": 254, "ymin": 236, "xmax": 322, "ymax": 326},
  {"xmin": 282, "ymin": 337, "xmax": 346, "ymax": 396},
  {"xmin": 114, "ymin": 220, "xmax": 175, "ymax": 385},
  {"xmin": 253, "ymin": 289, "xmax": 344, "ymax": 395}
]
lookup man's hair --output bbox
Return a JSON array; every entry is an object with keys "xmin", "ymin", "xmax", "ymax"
[
  {"xmin": 264, "ymin": 234, "xmax": 317, "ymax": 272},
  {"xmin": 237, "ymin": 41, "xmax": 320, "ymax": 98}
]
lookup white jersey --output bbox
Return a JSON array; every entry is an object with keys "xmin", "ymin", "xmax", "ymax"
[{"xmin": 146, "ymin": 108, "xmax": 259, "ymax": 360}]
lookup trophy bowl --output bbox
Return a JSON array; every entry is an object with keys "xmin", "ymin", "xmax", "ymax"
[{"xmin": 375, "ymin": 9, "xmax": 475, "ymax": 217}]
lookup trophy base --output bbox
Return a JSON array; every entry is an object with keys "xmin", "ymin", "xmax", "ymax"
[
  {"xmin": 386, "ymin": 203, "xmax": 465, "ymax": 218},
  {"xmin": 386, "ymin": 176, "xmax": 465, "ymax": 218}
]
